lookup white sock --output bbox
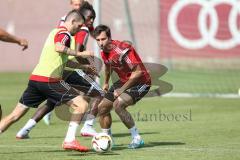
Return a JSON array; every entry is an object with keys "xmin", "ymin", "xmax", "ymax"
[
  {"xmin": 129, "ymin": 126, "xmax": 141, "ymax": 139},
  {"xmin": 16, "ymin": 119, "xmax": 36, "ymax": 136},
  {"xmin": 83, "ymin": 114, "xmax": 95, "ymax": 127},
  {"xmin": 102, "ymin": 128, "xmax": 112, "ymax": 136},
  {"xmin": 64, "ymin": 121, "xmax": 79, "ymax": 142}
]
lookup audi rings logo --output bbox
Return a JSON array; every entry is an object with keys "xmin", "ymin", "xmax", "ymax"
[{"xmin": 168, "ymin": 0, "xmax": 240, "ymax": 50}]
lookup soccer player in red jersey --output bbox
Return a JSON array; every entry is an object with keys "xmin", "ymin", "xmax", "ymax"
[
  {"xmin": 93, "ymin": 25, "xmax": 151, "ymax": 149},
  {"xmin": 43, "ymin": 0, "xmax": 85, "ymax": 125},
  {"xmin": 16, "ymin": 2, "xmax": 103, "ymax": 151},
  {"xmin": 45, "ymin": 1, "xmax": 98, "ymax": 131}
]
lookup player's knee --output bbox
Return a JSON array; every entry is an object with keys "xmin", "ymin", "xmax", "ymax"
[
  {"xmin": 75, "ymin": 104, "xmax": 88, "ymax": 113},
  {"xmin": 71, "ymin": 104, "xmax": 86, "ymax": 114},
  {"xmin": 113, "ymin": 99, "xmax": 125, "ymax": 114},
  {"xmin": 98, "ymin": 105, "xmax": 110, "ymax": 116}
]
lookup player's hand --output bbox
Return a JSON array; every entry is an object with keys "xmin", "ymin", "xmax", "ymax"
[
  {"xmin": 18, "ymin": 38, "xmax": 28, "ymax": 51},
  {"xmin": 114, "ymin": 88, "xmax": 124, "ymax": 98},
  {"xmin": 103, "ymin": 83, "xmax": 109, "ymax": 93},
  {"xmin": 84, "ymin": 65, "xmax": 100, "ymax": 77}
]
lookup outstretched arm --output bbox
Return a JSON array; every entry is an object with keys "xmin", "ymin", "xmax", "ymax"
[
  {"xmin": 55, "ymin": 42, "xmax": 93, "ymax": 58},
  {"xmin": 0, "ymin": 28, "xmax": 28, "ymax": 50}
]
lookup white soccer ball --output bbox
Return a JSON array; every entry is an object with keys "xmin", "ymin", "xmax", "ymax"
[{"xmin": 92, "ymin": 133, "xmax": 112, "ymax": 153}]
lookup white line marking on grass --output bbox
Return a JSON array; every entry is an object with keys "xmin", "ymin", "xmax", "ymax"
[
  {"xmin": 141, "ymin": 147, "xmax": 240, "ymax": 153},
  {"xmin": 163, "ymin": 93, "xmax": 240, "ymax": 99}
]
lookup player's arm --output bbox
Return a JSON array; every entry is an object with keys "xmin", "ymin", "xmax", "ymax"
[
  {"xmin": 0, "ymin": 28, "xmax": 28, "ymax": 50},
  {"xmin": 114, "ymin": 65, "xmax": 142, "ymax": 98},
  {"xmin": 66, "ymin": 60, "xmax": 99, "ymax": 77},
  {"xmin": 103, "ymin": 64, "xmax": 112, "ymax": 92},
  {"xmin": 66, "ymin": 60, "xmax": 86, "ymax": 69},
  {"xmin": 120, "ymin": 65, "xmax": 142, "ymax": 92},
  {"xmin": 74, "ymin": 29, "xmax": 99, "ymax": 76},
  {"xmin": 55, "ymin": 42, "xmax": 93, "ymax": 58},
  {"xmin": 54, "ymin": 30, "xmax": 93, "ymax": 57},
  {"xmin": 114, "ymin": 50, "xmax": 143, "ymax": 97}
]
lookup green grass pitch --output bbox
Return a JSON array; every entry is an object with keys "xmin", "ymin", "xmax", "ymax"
[{"xmin": 0, "ymin": 72, "xmax": 240, "ymax": 160}]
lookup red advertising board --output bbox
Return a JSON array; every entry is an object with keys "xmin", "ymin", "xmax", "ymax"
[{"xmin": 160, "ymin": 0, "xmax": 240, "ymax": 59}]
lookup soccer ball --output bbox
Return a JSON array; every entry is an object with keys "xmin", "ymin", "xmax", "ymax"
[{"xmin": 92, "ymin": 133, "xmax": 112, "ymax": 153}]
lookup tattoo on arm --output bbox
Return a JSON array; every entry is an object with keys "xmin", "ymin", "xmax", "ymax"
[{"xmin": 63, "ymin": 46, "xmax": 77, "ymax": 56}]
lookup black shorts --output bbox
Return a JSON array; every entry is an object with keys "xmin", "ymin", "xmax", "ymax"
[
  {"xmin": 63, "ymin": 70, "xmax": 104, "ymax": 97},
  {"xmin": 19, "ymin": 80, "xmax": 79, "ymax": 108},
  {"xmin": 105, "ymin": 80, "xmax": 151, "ymax": 104}
]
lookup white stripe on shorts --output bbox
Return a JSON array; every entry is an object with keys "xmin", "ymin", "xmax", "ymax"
[{"xmin": 138, "ymin": 84, "xmax": 149, "ymax": 95}]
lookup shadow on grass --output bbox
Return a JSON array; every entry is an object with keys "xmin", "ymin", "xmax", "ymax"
[
  {"xmin": 0, "ymin": 142, "xmax": 185, "ymax": 156},
  {"xmin": 0, "ymin": 149, "xmax": 66, "ymax": 154},
  {"xmin": 68, "ymin": 151, "xmax": 120, "ymax": 156},
  {"xmin": 112, "ymin": 141, "xmax": 185, "ymax": 151},
  {"xmin": 20, "ymin": 135, "xmax": 65, "ymax": 139},
  {"xmin": 0, "ymin": 149, "xmax": 118, "ymax": 156}
]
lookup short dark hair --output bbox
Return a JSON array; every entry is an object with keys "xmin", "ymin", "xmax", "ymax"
[
  {"xmin": 93, "ymin": 25, "xmax": 111, "ymax": 38},
  {"xmin": 79, "ymin": 1, "xmax": 96, "ymax": 20},
  {"xmin": 65, "ymin": 9, "xmax": 85, "ymax": 22}
]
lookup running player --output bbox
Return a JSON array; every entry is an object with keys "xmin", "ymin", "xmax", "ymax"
[
  {"xmin": 0, "ymin": 10, "xmax": 92, "ymax": 152},
  {"xmin": 43, "ymin": 0, "xmax": 85, "ymax": 125},
  {"xmin": 93, "ymin": 25, "xmax": 151, "ymax": 149},
  {"xmin": 16, "ymin": 2, "xmax": 103, "ymax": 151}
]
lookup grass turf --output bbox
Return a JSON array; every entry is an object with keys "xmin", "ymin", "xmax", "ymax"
[{"xmin": 0, "ymin": 72, "xmax": 239, "ymax": 160}]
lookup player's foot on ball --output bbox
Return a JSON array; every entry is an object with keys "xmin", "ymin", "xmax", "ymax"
[
  {"xmin": 62, "ymin": 140, "xmax": 90, "ymax": 152},
  {"xmin": 80, "ymin": 126, "xmax": 97, "ymax": 137},
  {"xmin": 128, "ymin": 138, "xmax": 144, "ymax": 149}
]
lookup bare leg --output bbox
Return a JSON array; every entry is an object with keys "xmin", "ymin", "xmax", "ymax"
[
  {"xmin": 89, "ymin": 97, "xmax": 102, "ymax": 117},
  {"xmin": 80, "ymin": 97, "xmax": 103, "ymax": 136},
  {"xmin": 113, "ymin": 93, "xmax": 134, "ymax": 129},
  {"xmin": 32, "ymin": 104, "xmax": 54, "ymax": 122},
  {"xmin": 113, "ymin": 93, "xmax": 144, "ymax": 148},
  {"xmin": 64, "ymin": 96, "xmax": 89, "ymax": 142},
  {"xmin": 16, "ymin": 102, "xmax": 55, "ymax": 139},
  {"xmin": 0, "ymin": 103, "xmax": 29, "ymax": 133},
  {"xmin": 98, "ymin": 98, "xmax": 113, "ymax": 129},
  {"xmin": 62, "ymin": 95, "xmax": 90, "ymax": 152}
]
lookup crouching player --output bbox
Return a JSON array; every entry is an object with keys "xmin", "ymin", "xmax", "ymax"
[{"xmin": 93, "ymin": 25, "xmax": 151, "ymax": 149}]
